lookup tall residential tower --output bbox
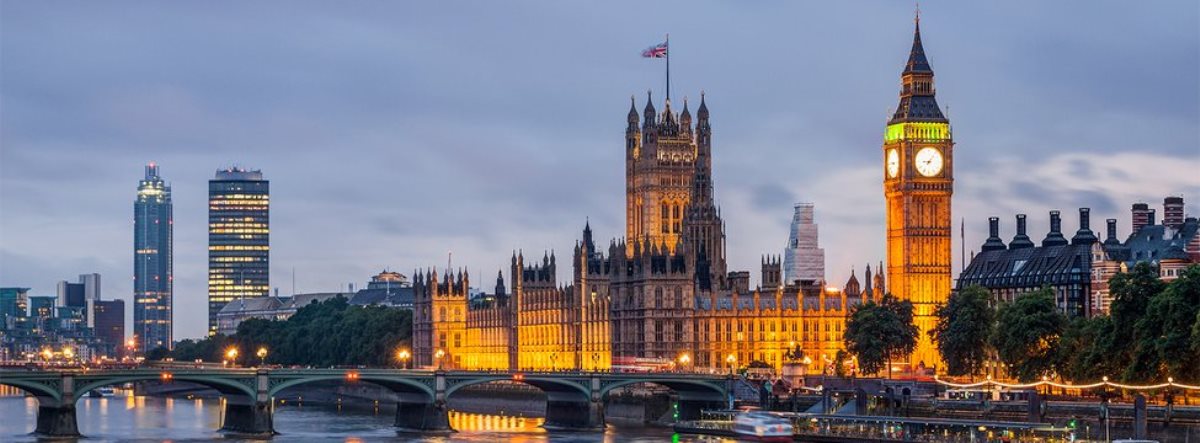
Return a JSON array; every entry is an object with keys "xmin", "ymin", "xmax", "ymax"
[
  {"xmin": 134, "ymin": 163, "xmax": 173, "ymax": 351},
  {"xmin": 207, "ymin": 167, "xmax": 269, "ymax": 334}
]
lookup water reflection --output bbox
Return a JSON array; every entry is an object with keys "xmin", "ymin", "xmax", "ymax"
[{"xmin": 0, "ymin": 391, "xmax": 717, "ymax": 442}]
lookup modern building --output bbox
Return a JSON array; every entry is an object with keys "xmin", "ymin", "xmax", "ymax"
[
  {"xmin": 957, "ymin": 209, "xmax": 1098, "ymax": 316},
  {"xmin": 413, "ymin": 91, "xmax": 882, "ymax": 373},
  {"xmin": 208, "ymin": 167, "xmax": 270, "ymax": 335},
  {"xmin": 783, "ymin": 203, "xmax": 825, "ymax": 285},
  {"xmin": 0, "ymin": 288, "xmax": 30, "ymax": 330},
  {"xmin": 882, "ymin": 17, "xmax": 954, "ymax": 369},
  {"xmin": 134, "ymin": 162, "xmax": 173, "ymax": 352},
  {"xmin": 56, "ymin": 274, "xmax": 101, "ymax": 331},
  {"xmin": 89, "ymin": 299, "xmax": 125, "ymax": 356}
]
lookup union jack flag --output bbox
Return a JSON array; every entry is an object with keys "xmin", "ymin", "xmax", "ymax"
[{"xmin": 641, "ymin": 41, "xmax": 668, "ymax": 58}]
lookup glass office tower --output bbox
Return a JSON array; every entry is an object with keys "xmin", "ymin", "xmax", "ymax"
[
  {"xmin": 208, "ymin": 167, "xmax": 269, "ymax": 335},
  {"xmin": 134, "ymin": 163, "xmax": 173, "ymax": 352}
]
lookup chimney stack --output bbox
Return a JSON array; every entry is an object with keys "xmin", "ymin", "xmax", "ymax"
[
  {"xmin": 1132, "ymin": 203, "xmax": 1151, "ymax": 233},
  {"xmin": 982, "ymin": 217, "xmax": 1007, "ymax": 251},
  {"xmin": 1010, "ymin": 214, "xmax": 1035, "ymax": 249},
  {"xmin": 1071, "ymin": 208, "xmax": 1098, "ymax": 245},
  {"xmin": 1104, "ymin": 218, "xmax": 1121, "ymax": 246},
  {"xmin": 1164, "ymin": 196, "xmax": 1184, "ymax": 229},
  {"xmin": 1148, "ymin": 209, "xmax": 1157, "ymax": 227},
  {"xmin": 1042, "ymin": 210, "xmax": 1069, "ymax": 247}
]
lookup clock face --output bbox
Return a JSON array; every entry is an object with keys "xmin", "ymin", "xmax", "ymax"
[
  {"xmin": 914, "ymin": 147, "xmax": 943, "ymax": 177},
  {"xmin": 886, "ymin": 149, "xmax": 900, "ymax": 178}
]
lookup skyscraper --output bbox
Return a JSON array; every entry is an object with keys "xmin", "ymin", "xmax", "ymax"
[
  {"xmin": 134, "ymin": 163, "xmax": 173, "ymax": 352},
  {"xmin": 783, "ymin": 203, "xmax": 825, "ymax": 284},
  {"xmin": 883, "ymin": 15, "xmax": 954, "ymax": 369},
  {"xmin": 208, "ymin": 167, "xmax": 269, "ymax": 335}
]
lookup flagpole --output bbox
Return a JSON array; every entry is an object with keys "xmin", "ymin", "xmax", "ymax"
[{"xmin": 665, "ymin": 33, "xmax": 670, "ymax": 102}]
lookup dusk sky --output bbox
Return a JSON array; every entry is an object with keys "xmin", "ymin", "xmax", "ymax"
[{"xmin": 2, "ymin": 1, "xmax": 1197, "ymax": 340}]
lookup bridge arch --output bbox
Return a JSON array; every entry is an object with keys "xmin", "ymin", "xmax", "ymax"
[
  {"xmin": 0, "ymin": 378, "xmax": 63, "ymax": 403},
  {"xmin": 598, "ymin": 378, "xmax": 727, "ymax": 401},
  {"xmin": 443, "ymin": 375, "xmax": 590, "ymax": 399},
  {"xmin": 71, "ymin": 374, "xmax": 257, "ymax": 404},
  {"xmin": 268, "ymin": 374, "xmax": 435, "ymax": 401}
]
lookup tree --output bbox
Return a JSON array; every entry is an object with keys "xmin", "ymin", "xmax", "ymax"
[
  {"xmin": 1134, "ymin": 265, "xmax": 1200, "ymax": 382},
  {"xmin": 844, "ymin": 294, "xmax": 918, "ymax": 378},
  {"xmin": 931, "ymin": 286, "xmax": 995, "ymax": 377},
  {"xmin": 1108, "ymin": 262, "xmax": 1167, "ymax": 378},
  {"xmin": 991, "ymin": 288, "xmax": 1066, "ymax": 381},
  {"xmin": 1057, "ymin": 316, "xmax": 1115, "ymax": 382}
]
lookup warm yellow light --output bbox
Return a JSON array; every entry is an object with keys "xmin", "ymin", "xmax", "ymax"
[
  {"xmin": 803, "ymin": 356, "xmax": 813, "ymax": 365},
  {"xmin": 398, "ymin": 349, "xmax": 410, "ymax": 360},
  {"xmin": 435, "ymin": 349, "xmax": 445, "ymax": 359},
  {"xmin": 62, "ymin": 347, "xmax": 74, "ymax": 359},
  {"xmin": 226, "ymin": 347, "xmax": 239, "ymax": 359},
  {"xmin": 679, "ymin": 353, "xmax": 690, "ymax": 365},
  {"xmin": 725, "ymin": 354, "xmax": 736, "ymax": 364},
  {"xmin": 256, "ymin": 347, "xmax": 268, "ymax": 359}
]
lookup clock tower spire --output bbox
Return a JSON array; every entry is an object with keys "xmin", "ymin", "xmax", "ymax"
[{"xmin": 883, "ymin": 14, "xmax": 953, "ymax": 371}]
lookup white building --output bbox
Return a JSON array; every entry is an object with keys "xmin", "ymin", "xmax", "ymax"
[{"xmin": 783, "ymin": 203, "xmax": 825, "ymax": 284}]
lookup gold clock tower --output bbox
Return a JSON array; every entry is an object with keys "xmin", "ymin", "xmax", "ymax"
[{"xmin": 883, "ymin": 16, "xmax": 953, "ymax": 370}]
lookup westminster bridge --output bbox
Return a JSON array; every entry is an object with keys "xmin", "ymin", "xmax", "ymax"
[{"xmin": 0, "ymin": 368, "xmax": 731, "ymax": 437}]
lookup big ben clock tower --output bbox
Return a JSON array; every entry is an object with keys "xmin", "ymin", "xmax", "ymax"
[{"xmin": 883, "ymin": 15, "xmax": 953, "ymax": 370}]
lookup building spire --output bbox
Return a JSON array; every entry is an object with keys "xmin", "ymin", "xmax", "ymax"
[{"xmin": 904, "ymin": 11, "xmax": 932, "ymax": 74}]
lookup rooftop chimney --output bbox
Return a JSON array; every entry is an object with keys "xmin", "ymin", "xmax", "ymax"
[
  {"xmin": 982, "ymin": 217, "xmax": 1007, "ymax": 251},
  {"xmin": 1132, "ymin": 203, "xmax": 1151, "ymax": 233},
  {"xmin": 1010, "ymin": 214, "xmax": 1035, "ymax": 249},
  {"xmin": 1042, "ymin": 210, "xmax": 1069, "ymax": 247},
  {"xmin": 1163, "ymin": 196, "xmax": 1184, "ymax": 229},
  {"xmin": 1071, "ymin": 208, "xmax": 1098, "ymax": 245},
  {"xmin": 1104, "ymin": 218, "xmax": 1121, "ymax": 247}
]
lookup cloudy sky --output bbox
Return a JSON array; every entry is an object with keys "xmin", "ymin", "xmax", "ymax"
[{"xmin": 2, "ymin": 1, "xmax": 1198, "ymax": 340}]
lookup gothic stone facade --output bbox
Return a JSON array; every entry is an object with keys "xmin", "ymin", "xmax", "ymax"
[{"xmin": 413, "ymin": 96, "xmax": 878, "ymax": 372}]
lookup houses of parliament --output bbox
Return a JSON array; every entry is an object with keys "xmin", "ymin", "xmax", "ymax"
[{"xmin": 413, "ymin": 18, "xmax": 952, "ymax": 373}]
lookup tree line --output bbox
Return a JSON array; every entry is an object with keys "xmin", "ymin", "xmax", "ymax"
[
  {"xmin": 149, "ymin": 296, "xmax": 412, "ymax": 367},
  {"xmin": 842, "ymin": 263, "xmax": 1200, "ymax": 383}
]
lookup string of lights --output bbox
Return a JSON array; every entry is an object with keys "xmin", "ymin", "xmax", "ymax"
[{"xmin": 933, "ymin": 375, "xmax": 1200, "ymax": 392}]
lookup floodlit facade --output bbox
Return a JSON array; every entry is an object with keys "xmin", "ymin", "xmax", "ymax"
[
  {"xmin": 413, "ymin": 94, "xmax": 880, "ymax": 372},
  {"xmin": 134, "ymin": 163, "xmax": 173, "ymax": 352},
  {"xmin": 207, "ymin": 167, "xmax": 269, "ymax": 335}
]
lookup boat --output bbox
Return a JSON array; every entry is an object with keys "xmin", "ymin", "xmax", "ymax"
[
  {"xmin": 732, "ymin": 411, "xmax": 793, "ymax": 442},
  {"xmin": 87, "ymin": 387, "xmax": 116, "ymax": 397}
]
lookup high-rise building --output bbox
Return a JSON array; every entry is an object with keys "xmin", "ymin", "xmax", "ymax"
[
  {"xmin": 882, "ymin": 16, "xmax": 954, "ymax": 369},
  {"xmin": 0, "ymin": 287, "xmax": 30, "ymax": 330},
  {"xmin": 1131, "ymin": 203, "xmax": 1153, "ymax": 233},
  {"xmin": 90, "ymin": 299, "xmax": 125, "ymax": 356},
  {"xmin": 1163, "ymin": 196, "xmax": 1185, "ymax": 229},
  {"xmin": 134, "ymin": 163, "xmax": 173, "ymax": 352},
  {"xmin": 208, "ymin": 167, "xmax": 269, "ymax": 334},
  {"xmin": 783, "ymin": 203, "xmax": 825, "ymax": 285}
]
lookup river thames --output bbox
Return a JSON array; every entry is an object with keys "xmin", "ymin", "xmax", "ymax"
[{"xmin": 0, "ymin": 390, "xmax": 731, "ymax": 442}]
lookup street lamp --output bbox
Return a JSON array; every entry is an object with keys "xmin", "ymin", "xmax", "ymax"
[
  {"xmin": 679, "ymin": 353, "xmax": 691, "ymax": 372},
  {"xmin": 226, "ymin": 347, "xmax": 239, "ymax": 368},
  {"xmin": 435, "ymin": 349, "xmax": 445, "ymax": 371},
  {"xmin": 62, "ymin": 347, "xmax": 74, "ymax": 361},
  {"xmin": 726, "ymin": 354, "xmax": 737, "ymax": 376},
  {"xmin": 256, "ymin": 347, "xmax": 268, "ymax": 367},
  {"xmin": 591, "ymin": 353, "xmax": 599, "ymax": 371},
  {"xmin": 397, "ymin": 349, "xmax": 411, "ymax": 370}
]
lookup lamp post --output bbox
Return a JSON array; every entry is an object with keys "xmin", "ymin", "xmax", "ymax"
[
  {"xmin": 397, "ymin": 349, "xmax": 411, "ymax": 370},
  {"xmin": 226, "ymin": 347, "xmax": 239, "ymax": 368},
  {"xmin": 435, "ymin": 349, "xmax": 445, "ymax": 371},
  {"xmin": 679, "ymin": 353, "xmax": 691, "ymax": 372},
  {"xmin": 256, "ymin": 347, "xmax": 268, "ymax": 367},
  {"xmin": 550, "ymin": 352, "xmax": 558, "ymax": 371},
  {"xmin": 726, "ymin": 354, "xmax": 737, "ymax": 376},
  {"xmin": 591, "ymin": 353, "xmax": 599, "ymax": 371}
]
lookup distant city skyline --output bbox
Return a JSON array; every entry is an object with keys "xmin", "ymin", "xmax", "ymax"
[{"xmin": 1, "ymin": 1, "xmax": 1197, "ymax": 340}]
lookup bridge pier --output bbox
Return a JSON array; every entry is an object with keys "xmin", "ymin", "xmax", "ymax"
[
  {"xmin": 33, "ymin": 373, "xmax": 79, "ymax": 437},
  {"xmin": 35, "ymin": 403, "xmax": 80, "ymax": 437},
  {"xmin": 543, "ymin": 396, "xmax": 604, "ymax": 430},
  {"xmin": 395, "ymin": 371, "xmax": 451, "ymax": 433},
  {"xmin": 220, "ymin": 370, "xmax": 274, "ymax": 436}
]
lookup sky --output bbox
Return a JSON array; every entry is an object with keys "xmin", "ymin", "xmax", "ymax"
[{"xmin": 2, "ymin": 1, "xmax": 1198, "ymax": 340}]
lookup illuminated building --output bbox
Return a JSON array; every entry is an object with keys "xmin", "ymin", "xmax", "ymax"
[
  {"xmin": 882, "ymin": 16, "xmax": 953, "ymax": 370},
  {"xmin": 783, "ymin": 203, "xmax": 825, "ymax": 285},
  {"xmin": 1090, "ymin": 198, "xmax": 1200, "ymax": 314},
  {"xmin": 413, "ymin": 95, "xmax": 865, "ymax": 372},
  {"xmin": 134, "ymin": 163, "xmax": 173, "ymax": 352},
  {"xmin": 207, "ymin": 167, "xmax": 269, "ymax": 335},
  {"xmin": 0, "ymin": 288, "xmax": 30, "ymax": 330}
]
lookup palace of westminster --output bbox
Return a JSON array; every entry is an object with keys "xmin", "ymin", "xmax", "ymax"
[{"xmin": 413, "ymin": 18, "xmax": 955, "ymax": 373}]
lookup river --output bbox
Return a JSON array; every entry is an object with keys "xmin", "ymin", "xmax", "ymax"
[{"xmin": 0, "ymin": 389, "xmax": 734, "ymax": 442}]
